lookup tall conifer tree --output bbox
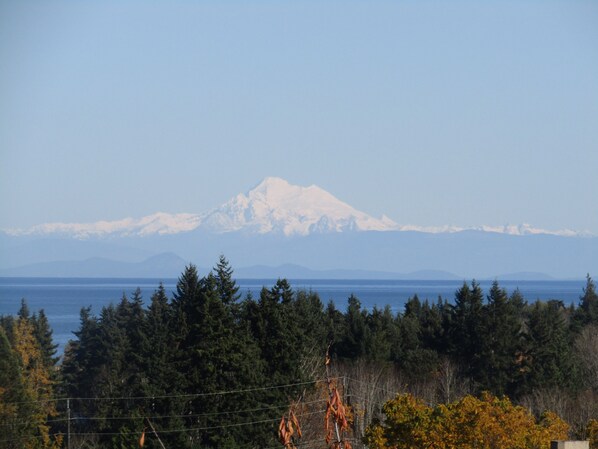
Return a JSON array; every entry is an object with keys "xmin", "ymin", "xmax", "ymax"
[
  {"xmin": 478, "ymin": 281, "xmax": 524, "ymax": 395},
  {"xmin": 450, "ymin": 281, "xmax": 484, "ymax": 388}
]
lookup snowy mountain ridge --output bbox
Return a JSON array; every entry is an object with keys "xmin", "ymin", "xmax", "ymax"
[
  {"xmin": 198, "ymin": 177, "xmax": 397, "ymax": 235},
  {"xmin": 4, "ymin": 212, "xmax": 202, "ymax": 239},
  {"xmin": 2, "ymin": 177, "xmax": 587, "ymax": 238}
]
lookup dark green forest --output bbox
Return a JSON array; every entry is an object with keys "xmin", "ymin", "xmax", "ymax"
[{"xmin": 1, "ymin": 257, "xmax": 598, "ymax": 449}]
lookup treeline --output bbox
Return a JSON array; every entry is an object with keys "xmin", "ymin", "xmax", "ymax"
[{"xmin": 1, "ymin": 257, "xmax": 598, "ymax": 448}]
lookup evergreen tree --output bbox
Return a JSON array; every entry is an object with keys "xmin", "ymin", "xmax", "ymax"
[
  {"xmin": 572, "ymin": 274, "xmax": 598, "ymax": 330},
  {"xmin": 60, "ymin": 306, "xmax": 103, "ymax": 430},
  {"xmin": 248, "ymin": 280, "xmax": 303, "ymax": 383},
  {"xmin": 325, "ymin": 300, "xmax": 346, "ymax": 353},
  {"xmin": 119, "ymin": 288, "xmax": 148, "ymax": 394},
  {"xmin": 0, "ymin": 302, "xmax": 61, "ymax": 448},
  {"xmin": 337, "ymin": 294, "xmax": 369, "ymax": 359},
  {"xmin": 11, "ymin": 316, "xmax": 60, "ymax": 449},
  {"xmin": 365, "ymin": 305, "xmax": 396, "ymax": 362},
  {"xmin": 213, "ymin": 255, "xmax": 241, "ymax": 305},
  {"xmin": 173, "ymin": 267, "xmax": 268, "ymax": 447},
  {"xmin": 171, "ymin": 264, "xmax": 202, "ymax": 338},
  {"xmin": 202, "ymin": 279, "xmax": 266, "ymax": 448},
  {"xmin": 0, "ymin": 326, "xmax": 31, "ymax": 449},
  {"xmin": 135, "ymin": 283, "xmax": 188, "ymax": 448},
  {"xmin": 61, "ymin": 307, "xmax": 97, "ymax": 393},
  {"xmin": 0, "ymin": 315, "xmax": 15, "ymax": 347},
  {"xmin": 449, "ymin": 281, "xmax": 484, "ymax": 388},
  {"xmin": 418, "ymin": 299, "xmax": 445, "ymax": 354},
  {"xmin": 170, "ymin": 264, "xmax": 203, "ymax": 397},
  {"xmin": 17, "ymin": 298, "xmax": 30, "ymax": 321},
  {"xmin": 522, "ymin": 300, "xmax": 577, "ymax": 393},
  {"xmin": 240, "ymin": 280, "xmax": 311, "ymax": 444},
  {"xmin": 404, "ymin": 294, "xmax": 422, "ymax": 319},
  {"xmin": 292, "ymin": 289, "xmax": 327, "ymax": 368},
  {"xmin": 31, "ymin": 310, "xmax": 59, "ymax": 370},
  {"xmin": 397, "ymin": 299, "xmax": 438, "ymax": 380},
  {"xmin": 477, "ymin": 281, "xmax": 524, "ymax": 395}
]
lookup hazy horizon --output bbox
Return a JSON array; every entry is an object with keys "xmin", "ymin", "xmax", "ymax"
[{"xmin": 1, "ymin": 1, "xmax": 597, "ymax": 233}]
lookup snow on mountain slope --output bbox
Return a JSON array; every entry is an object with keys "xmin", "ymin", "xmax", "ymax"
[
  {"xmin": 4, "ymin": 213, "xmax": 201, "ymax": 239},
  {"xmin": 4, "ymin": 178, "xmax": 396, "ymax": 238},
  {"xmin": 395, "ymin": 223, "xmax": 581, "ymax": 237},
  {"xmin": 2, "ymin": 177, "xmax": 587, "ymax": 238},
  {"xmin": 199, "ymin": 177, "xmax": 398, "ymax": 235}
]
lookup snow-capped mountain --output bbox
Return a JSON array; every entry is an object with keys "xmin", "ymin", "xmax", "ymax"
[
  {"xmin": 394, "ymin": 223, "xmax": 582, "ymax": 237},
  {"xmin": 2, "ymin": 177, "xmax": 588, "ymax": 238},
  {"xmin": 199, "ymin": 177, "xmax": 398, "ymax": 235},
  {"xmin": 2, "ymin": 177, "xmax": 596, "ymax": 278},
  {"xmin": 4, "ymin": 212, "xmax": 202, "ymax": 239},
  {"xmin": 4, "ymin": 177, "xmax": 398, "ymax": 238}
]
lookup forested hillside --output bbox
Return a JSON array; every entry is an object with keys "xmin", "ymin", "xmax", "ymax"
[{"xmin": 1, "ymin": 257, "xmax": 598, "ymax": 448}]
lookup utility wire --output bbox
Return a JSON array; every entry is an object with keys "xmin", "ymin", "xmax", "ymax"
[
  {"xmin": 0, "ymin": 393, "xmax": 330, "ymax": 443},
  {"xmin": 0, "ymin": 432, "xmax": 64, "ymax": 445},
  {"xmin": 2, "ymin": 378, "xmax": 335, "ymax": 405},
  {"xmin": 67, "ymin": 409, "xmax": 326, "ymax": 437},
  {"xmin": 43, "ymin": 398, "xmax": 327, "ymax": 423},
  {"xmin": 344, "ymin": 376, "xmax": 402, "ymax": 397}
]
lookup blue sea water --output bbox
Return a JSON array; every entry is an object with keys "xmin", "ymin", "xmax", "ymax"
[{"xmin": 0, "ymin": 277, "xmax": 588, "ymax": 354}]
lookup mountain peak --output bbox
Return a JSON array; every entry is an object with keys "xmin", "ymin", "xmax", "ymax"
[
  {"xmin": 199, "ymin": 178, "xmax": 398, "ymax": 236},
  {"xmin": 252, "ymin": 176, "xmax": 291, "ymax": 191},
  {"xmin": 4, "ymin": 178, "xmax": 586, "ymax": 239}
]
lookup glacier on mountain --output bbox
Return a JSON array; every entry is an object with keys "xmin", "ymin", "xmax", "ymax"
[
  {"xmin": 3, "ymin": 212, "xmax": 202, "ymax": 239},
  {"xmin": 2, "ymin": 177, "xmax": 586, "ymax": 238},
  {"xmin": 198, "ymin": 177, "xmax": 397, "ymax": 235}
]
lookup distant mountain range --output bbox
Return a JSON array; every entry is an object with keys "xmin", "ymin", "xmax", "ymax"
[
  {"xmin": 0, "ymin": 252, "xmax": 560, "ymax": 281},
  {"xmin": 1, "ymin": 177, "xmax": 596, "ymax": 279},
  {"xmin": 3, "ymin": 177, "xmax": 585, "ymax": 239}
]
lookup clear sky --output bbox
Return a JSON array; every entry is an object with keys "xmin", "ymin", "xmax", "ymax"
[{"xmin": 1, "ymin": 1, "xmax": 597, "ymax": 233}]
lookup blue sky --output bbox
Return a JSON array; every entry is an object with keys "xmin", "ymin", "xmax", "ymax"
[{"xmin": 1, "ymin": 1, "xmax": 597, "ymax": 232}]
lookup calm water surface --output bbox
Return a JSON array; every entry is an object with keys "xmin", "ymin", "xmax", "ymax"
[{"xmin": 0, "ymin": 277, "xmax": 587, "ymax": 354}]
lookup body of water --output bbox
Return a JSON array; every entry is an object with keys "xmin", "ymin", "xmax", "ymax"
[{"xmin": 0, "ymin": 277, "xmax": 587, "ymax": 354}]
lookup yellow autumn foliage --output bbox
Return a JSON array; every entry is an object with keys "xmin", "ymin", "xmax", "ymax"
[
  {"xmin": 364, "ymin": 392, "xmax": 569, "ymax": 449},
  {"xmin": 11, "ymin": 318, "xmax": 62, "ymax": 449},
  {"xmin": 587, "ymin": 419, "xmax": 598, "ymax": 449}
]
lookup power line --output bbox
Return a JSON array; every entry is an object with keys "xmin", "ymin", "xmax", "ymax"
[
  {"xmin": 67, "ymin": 409, "xmax": 326, "ymax": 437},
  {"xmin": 344, "ymin": 376, "xmax": 402, "ymax": 397},
  {"xmin": 43, "ymin": 398, "xmax": 327, "ymax": 423},
  {"xmin": 0, "ymin": 388, "xmax": 381, "ymax": 434},
  {"xmin": 1, "ymin": 411, "xmax": 314, "ymax": 444},
  {"xmin": 2, "ymin": 378, "xmax": 335, "ymax": 405},
  {"xmin": 0, "ymin": 432, "xmax": 63, "ymax": 445}
]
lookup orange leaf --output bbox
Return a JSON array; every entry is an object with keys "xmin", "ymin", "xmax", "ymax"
[{"xmin": 290, "ymin": 410, "xmax": 302, "ymax": 438}]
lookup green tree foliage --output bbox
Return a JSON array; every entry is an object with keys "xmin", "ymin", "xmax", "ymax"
[
  {"xmin": 450, "ymin": 281, "xmax": 485, "ymax": 385},
  {"xmin": 245, "ymin": 279, "xmax": 303, "ymax": 384},
  {"xmin": 477, "ymin": 281, "xmax": 525, "ymax": 395},
  {"xmin": 523, "ymin": 300, "xmax": 577, "ymax": 392},
  {"xmin": 31, "ymin": 310, "xmax": 59, "ymax": 372},
  {"xmin": 138, "ymin": 283, "xmax": 188, "ymax": 448},
  {"xmin": 337, "ymin": 294, "xmax": 369, "ymax": 359},
  {"xmin": 6, "ymin": 268, "xmax": 598, "ymax": 447},
  {"xmin": 396, "ymin": 296, "xmax": 439, "ymax": 380},
  {"xmin": 572, "ymin": 274, "xmax": 598, "ymax": 330},
  {"xmin": 365, "ymin": 305, "xmax": 397, "ymax": 363},
  {"xmin": 325, "ymin": 300, "xmax": 346, "ymax": 350},
  {"xmin": 214, "ymin": 255, "xmax": 241, "ymax": 305},
  {"xmin": 60, "ymin": 306, "xmax": 99, "ymax": 401}
]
